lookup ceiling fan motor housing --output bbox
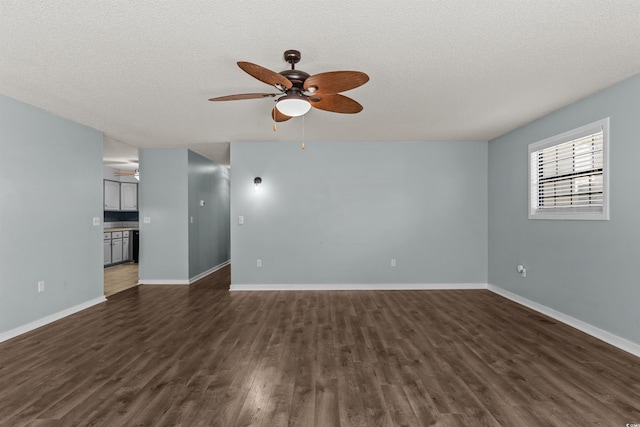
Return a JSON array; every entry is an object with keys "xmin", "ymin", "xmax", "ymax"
[{"xmin": 279, "ymin": 69, "xmax": 309, "ymax": 88}]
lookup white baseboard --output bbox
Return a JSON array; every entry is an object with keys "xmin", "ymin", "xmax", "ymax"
[
  {"xmin": 0, "ymin": 296, "xmax": 106, "ymax": 344},
  {"xmin": 488, "ymin": 284, "xmax": 640, "ymax": 358},
  {"xmin": 139, "ymin": 260, "xmax": 230, "ymax": 286},
  {"xmin": 139, "ymin": 279, "xmax": 190, "ymax": 285},
  {"xmin": 230, "ymin": 283, "xmax": 488, "ymax": 291},
  {"xmin": 189, "ymin": 260, "xmax": 230, "ymax": 284}
]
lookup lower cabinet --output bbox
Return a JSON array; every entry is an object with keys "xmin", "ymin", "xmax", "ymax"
[
  {"xmin": 104, "ymin": 235, "xmax": 112, "ymax": 266},
  {"xmin": 104, "ymin": 230, "xmax": 134, "ymax": 267},
  {"xmin": 111, "ymin": 238, "xmax": 123, "ymax": 263}
]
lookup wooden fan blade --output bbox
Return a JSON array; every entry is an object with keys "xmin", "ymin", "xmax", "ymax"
[
  {"xmin": 304, "ymin": 71, "xmax": 369, "ymax": 95},
  {"xmin": 272, "ymin": 107, "xmax": 292, "ymax": 122},
  {"xmin": 309, "ymin": 94, "xmax": 363, "ymax": 114},
  {"xmin": 238, "ymin": 62, "xmax": 293, "ymax": 89},
  {"xmin": 208, "ymin": 93, "xmax": 277, "ymax": 101}
]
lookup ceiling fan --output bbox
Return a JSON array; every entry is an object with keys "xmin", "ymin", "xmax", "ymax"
[
  {"xmin": 114, "ymin": 170, "xmax": 139, "ymax": 180},
  {"xmin": 208, "ymin": 50, "xmax": 369, "ymax": 122}
]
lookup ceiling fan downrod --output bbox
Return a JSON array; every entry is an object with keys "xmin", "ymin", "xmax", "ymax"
[
  {"xmin": 283, "ymin": 49, "xmax": 301, "ymax": 69},
  {"xmin": 279, "ymin": 50, "xmax": 309, "ymax": 91}
]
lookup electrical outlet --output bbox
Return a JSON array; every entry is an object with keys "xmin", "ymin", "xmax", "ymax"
[
  {"xmin": 38, "ymin": 281, "xmax": 45, "ymax": 292},
  {"xmin": 238, "ymin": 216, "xmax": 244, "ymax": 225},
  {"xmin": 144, "ymin": 217, "xmax": 151, "ymax": 223},
  {"xmin": 517, "ymin": 265, "xmax": 527, "ymax": 277},
  {"xmin": 93, "ymin": 217, "xmax": 100, "ymax": 226},
  {"xmin": 257, "ymin": 259, "xmax": 262, "ymax": 268},
  {"xmin": 391, "ymin": 259, "xmax": 397, "ymax": 267}
]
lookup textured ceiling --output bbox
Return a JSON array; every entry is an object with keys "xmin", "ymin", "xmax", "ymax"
[{"xmin": 2, "ymin": 1, "xmax": 640, "ymax": 166}]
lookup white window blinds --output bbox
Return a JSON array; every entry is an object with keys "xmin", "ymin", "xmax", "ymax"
[{"xmin": 529, "ymin": 118, "xmax": 609, "ymax": 220}]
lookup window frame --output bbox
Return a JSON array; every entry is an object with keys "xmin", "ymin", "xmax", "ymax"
[{"xmin": 528, "ymin": 118, "xmax": 610, "ymax": 221}]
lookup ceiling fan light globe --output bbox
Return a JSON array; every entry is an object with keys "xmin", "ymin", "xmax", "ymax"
[{"xmin": 276, "ymin": 96, "xmax": 311, "ymax": 117}]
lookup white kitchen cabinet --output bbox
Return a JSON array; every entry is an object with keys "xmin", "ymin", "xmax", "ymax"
[
  {"xmin": 104, "ymin": 230, "xmax": 134, "ymax": 266},
  {"xmin": 111, "ymin": 238, "xmax": 123, "ymax": 264},
  {"xmin": 120, "ymin": 182, "xmax": 138, "ymax": 211},
  {"xmin": 104, "ymin": 180, "xmax": 120, "ymax": 211},
  {"xmin": 103, "ymin": 233, "xmax": 112, "ymax": 265}
]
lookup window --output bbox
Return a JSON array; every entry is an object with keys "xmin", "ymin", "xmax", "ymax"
[{"xmin": 529, "ymin": 118, "xmax": 609, "ymax": 220}]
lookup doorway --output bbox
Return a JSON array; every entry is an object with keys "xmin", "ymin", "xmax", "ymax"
[{"xmin": 104, "ymin": 263, "xmax": 138, "ymax": 297}]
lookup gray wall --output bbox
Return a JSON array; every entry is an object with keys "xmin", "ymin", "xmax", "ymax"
[
  {"xmin": 139, "ymin": 148, "xmax": 230, "ymax": 283},
  {"xmin": 188, "ymin": 150, "xmax": 230, "ymax": 278},
  {"xmin": 138, "ymin": 149, "xmax": 190, "ymax": 281},
  {"xmin": 0, "ymin": 94, "xmax": 104, "ymax": 334},
  {"xmin": 230, "ymin": 141, "xmax": 488, "ymax": 285},
  {"xmin": 488, "ymin": 73, "xmax": 640, "ymax": 345}
]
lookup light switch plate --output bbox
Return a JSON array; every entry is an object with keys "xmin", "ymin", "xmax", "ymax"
[{"xmin": 238, "ymin": 216, "xmax": 244, "ymax": 225}]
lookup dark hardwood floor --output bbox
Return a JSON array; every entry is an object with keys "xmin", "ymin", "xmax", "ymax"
[{"xmin": 1, "ymin": 266, "xmax": 639, "ymax": 426}]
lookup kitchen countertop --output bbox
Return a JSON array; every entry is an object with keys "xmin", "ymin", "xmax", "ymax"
[{"xmin": 104, "ymin": 227, "xmax": 139, "ymax": 232}]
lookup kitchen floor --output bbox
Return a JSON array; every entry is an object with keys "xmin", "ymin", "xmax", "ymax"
[{"xmin": 104, "ymin": 263, "xmax": 138, "ymax": 297}]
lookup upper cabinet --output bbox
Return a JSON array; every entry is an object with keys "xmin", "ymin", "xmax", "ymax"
[
  {"xmin": 104, "ymin": 180, "xmax": 120, "ymax": 211},
  {"xmin": 120, "ymin": 182, "xmax": 138, "ymax": 211},
  {"xmin": 104, "ymin": 180, "xmax": 138, "ymax": 211}
]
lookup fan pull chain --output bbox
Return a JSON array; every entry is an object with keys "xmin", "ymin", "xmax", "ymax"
[
  {"xmin": 272, "ymin": 105, "xmax": 277, "ymax": 132},
  {"xmin": 301, "ymin": 114, "xmax": 305, "ymax": 150}
]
